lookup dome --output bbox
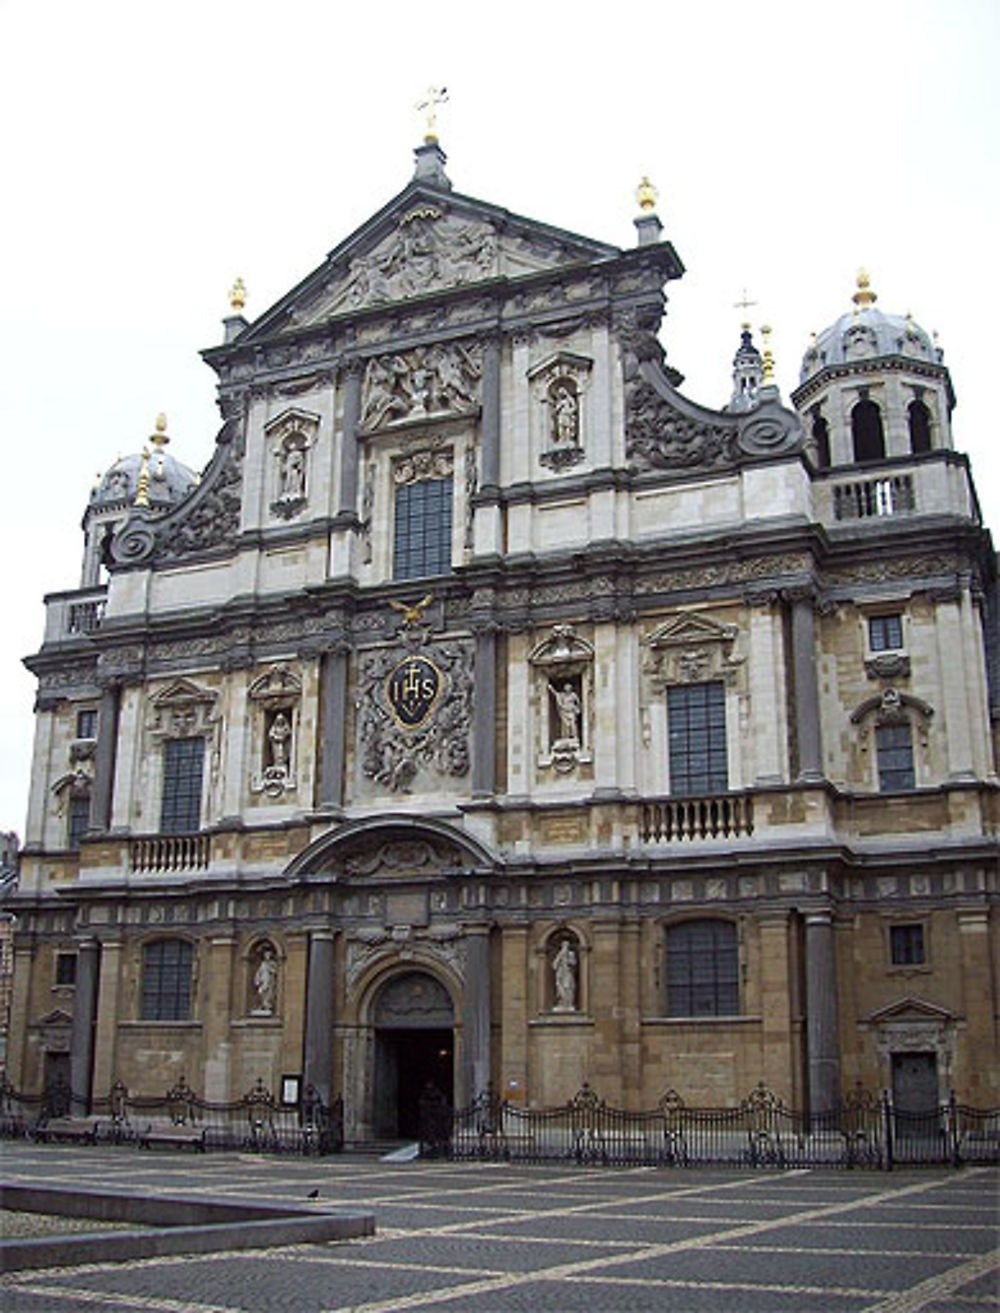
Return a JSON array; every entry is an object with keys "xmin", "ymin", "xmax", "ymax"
[
  {"xmin": 88, "ymin": 416, "xmax": 198, "ymax": 515},
  {"xmin": 799, "ymin": 271, "xmax": 941, "ymax": 384}
]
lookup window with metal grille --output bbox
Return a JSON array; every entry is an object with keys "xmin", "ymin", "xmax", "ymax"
[
  {"xmin": 890, "ymin": 923, "xmax": 925, "ymax": 966},
  {"xmin": 869, "ymin": 614, "xmax": 903, "ymax": 651},
  {"xmin": 393, "ymin": 477, "xmax": 453, "ymax": 580},
  {"xmin": 666, "ymin": 919, "xmax": 739, "ymax": 1017},
  {"xmin": 142, "ymin": 939, "xmax": 194, "ymax": 1021},
  {"xmin": 876, "ymin": 722, "xmax": 915, "ymax": 791},
  {"xmin": 160, "ymin": 737, "xmax": 205, "ymax": 834},
  {"xmin": 667, "ymin": 682, "xmax": 728, "ymax": 796},
  {"xmin": 67, "ymin": 794, "xmax": 91, "ymax": 850},
  {"xmin": 55, "ymin": 952, "xmax": 77, "ymax": 986}
]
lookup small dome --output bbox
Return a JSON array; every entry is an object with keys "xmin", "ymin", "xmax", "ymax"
[
  {"xmin": 88, "ymin": 416, "xmax": 197, "ymax": 514},
  {"xmin": 799, "ymin": 271, "xmax": 940, "ymax": 384}
]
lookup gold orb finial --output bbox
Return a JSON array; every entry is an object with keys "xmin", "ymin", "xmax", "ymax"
[
  {"xmin": 636, "ymin": 176, "xmax": 658, "ymax": 214},
  {"xmin": 760, "ymin": 324, "xmax": 775, "ymax": 384},
  {"xmin": 229, "ymin": 277, "xmax": 246, "ymax": 313},
  {"xmin": 852, "ymin": 268, "xmax": 877, "ymax": 308}
]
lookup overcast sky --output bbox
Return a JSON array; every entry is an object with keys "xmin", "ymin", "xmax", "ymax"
[{"xmin": 1, "ymin": 0, "xmax": 997, "ymax": 836}]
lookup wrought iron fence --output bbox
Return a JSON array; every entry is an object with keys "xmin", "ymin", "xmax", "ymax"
[
  {"xmin": 0, "ymin": 1074, "xmax": 343, "ymax": 1155},
  {"xmin": 420, "ymin": 1082, "xmax": 1000, "ymax": 1171}
]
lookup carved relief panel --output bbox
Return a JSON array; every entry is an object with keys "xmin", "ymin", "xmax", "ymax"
[{"xmin": 360, "ymin": 341, "xmax": 482, "ymax": 432}]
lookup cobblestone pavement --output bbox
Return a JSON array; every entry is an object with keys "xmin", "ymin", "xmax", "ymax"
[{"xmin": 1, "ymin": 1143, "xmax": 997, "ymax": 1311}]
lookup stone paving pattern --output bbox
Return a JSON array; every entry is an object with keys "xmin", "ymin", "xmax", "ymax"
[{"xmin": 1, "ymin": 1143, "xmax": 996, "ymax": 1311}]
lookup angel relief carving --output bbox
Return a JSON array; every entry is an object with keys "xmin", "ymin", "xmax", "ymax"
[{"xmin": 361, "ymin": 342, "xmax": 481, "ymax": 430}]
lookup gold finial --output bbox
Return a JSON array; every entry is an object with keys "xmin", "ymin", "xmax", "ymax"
[
  {"xmin": 416, "ymin": 86, "xmax": 448, "ymax": 143},
  {"xmin": 852, "ymin": 268, "xmax": 877, "ymax": 308},
  {"xmin": 150, "ymin": 412, "xmax": 169, "ymax": 449},
  {"xmin": 229, "ymin": 277, "xmax": 246, "ymax": 313},
  {"xmin": 636, "ymin": 176, "xmax": 658, "ymax": 213},
  {"xmin": 134, "ymin": 447, "xmax": 151, "ymax": 508},
  {"xmin": 760, "ymin": 325, "xmax": 775, "ymax": 384}
]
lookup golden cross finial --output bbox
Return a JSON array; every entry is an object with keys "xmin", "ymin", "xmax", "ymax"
[
  {"xmin": 636, "ymin": 176, "xmax": 658, "ymax": 213},
  {"xmin": 734, "ymin": 289, "xmax": 757, "ymax": 328},
  {"xmin": 416, "ymin": 86, "xmax": 448, "ymax": 143},
  {"xmin": 229, "ymin": 277, "xmax": 246, "ymax": 312},
  {"xmin": 760, "ymin": 325, "xmax": 775, "ymax": 384}
]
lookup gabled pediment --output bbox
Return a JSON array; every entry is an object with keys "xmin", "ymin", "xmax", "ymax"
[
  {"xmin": 867, "ymin": 996, "xmax": 954, "ymax": 1025},
  {"xmin": 646, "ymin": 612, "xmax": 738, "ymax": 649},
  {"xmin": 38, "ymin": 1008, "xmax": 72, "ymax": 1026},
  {"xmin": 152, "ymin": 678, "xmax": 217, "ymax": 708},
  {"xmin": 235, "ymin": 181, "xmax": 620, "ymax": 344}
]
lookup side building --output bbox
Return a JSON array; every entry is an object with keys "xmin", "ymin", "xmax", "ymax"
[{"xmin": 8, "ymin": 139, "xmax": 998, "ymax": 1141}]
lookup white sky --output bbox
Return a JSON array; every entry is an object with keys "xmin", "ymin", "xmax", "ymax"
[{"xmin": 1, "ymin": 0, "xmax": 997, "ymax": 836}]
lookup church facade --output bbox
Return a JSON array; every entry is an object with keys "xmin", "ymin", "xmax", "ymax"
[{"xmin": 8, "ymin": 139, "xmax": 998, "ymax": 1142}]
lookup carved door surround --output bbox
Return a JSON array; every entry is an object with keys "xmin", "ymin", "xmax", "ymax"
[{"xmin": 866, "ymin": 996, "xmax": 955, "ymax": 1099}]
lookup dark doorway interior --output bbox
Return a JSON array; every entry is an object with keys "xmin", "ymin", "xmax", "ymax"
[{"xmin": 374, "ymin": 1027, "xmax": 453, "ymax": 1139}]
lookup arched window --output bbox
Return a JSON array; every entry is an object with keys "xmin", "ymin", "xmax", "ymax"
[
  {"xmin": 908, "ymin": 399, "xmax": 932, "ymax": 454},
  {"xmin": 665, "ymin": 919, "xmax": 738, "ymax": 1017},
  {"xmin": 851, "ymin": 397, "xmax": 885, "ymax": 463},
  {"xmin": 811, "ymin": 410, "xmax": 831, "ymax": 469},
  {"xmin": 142, "ymin": 939, "xmax": 194, "ymax": 1020}
]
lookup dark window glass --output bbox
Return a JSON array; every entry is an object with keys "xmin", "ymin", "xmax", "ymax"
[
  {"xmin": 812, "ymin": 412, "xmax": 831, "ymax": 469},
  {"xmin": 160, "ymin": 738, "xmax": 205, "ymax": 834},
  {"xmin": 908, "ymin": 400, "xmax": 932, "ymax": 454},
  {"xmin": 67, "ymin": 795, "xmax": 91, "ymax": 850},
  {"xmin": 869, "ymin": 614, "xmax": 903, "ymax": 651},
  {"xmin": 851, "ymin": 398, "xmax": 885, "ymax": 462},
  {"xmin": 666, "ymin": 919, "xmax": 739, "ymax": 1017},
  {"xmin": 876, "ymin": 722, "xmax": 915, "ymax": 791},
  {"xmin": 142, "ymin": 939, "xmax": 193, "ymax": 1021},
  {"xmin": 393, "ymin": 477, "xmax": 453, "ymax": 580},
  {"xmin": 55, "ymin": 952, "xmax": 77, "ymax": 986},
  {"xmin": 668, "ymin": 682, "xmax": 728, "ymax": 796},
  {"xmin": 890, "ymin": 923, "xmax": 925, "ymax": 965},
  {"xmin": 76, "ymin": 709, "xmax": 97, "ymax": 739}
]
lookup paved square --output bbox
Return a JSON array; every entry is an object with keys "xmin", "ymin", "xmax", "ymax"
[{"xmin": 2, "ymin": 1143, "xmax": 997, "ymax": 1311}]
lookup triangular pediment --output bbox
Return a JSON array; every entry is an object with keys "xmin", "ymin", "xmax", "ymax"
[
  {"xmin": 236, "ymin": 182, "xmax": 620, "ymax": 343},
  {"xmin": 38, "ymin": 1008, "xmax": 72, "ymax": 1026},
  {"xmin": 152, "ymin": 678, "xmax": 217, "ymax": 707},
  {"xmin": 646, "ymin": 612, "xmax": 738, "ymax": 649},
  {"xmin": 868, "ymin": 996, "xmax": 954, "ymax": 1025}
]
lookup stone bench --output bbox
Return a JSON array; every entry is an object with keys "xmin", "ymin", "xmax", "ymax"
[
  {"xmin": 138, "ymin": 1123, "xmax": 207, "ymax": 1151},
  {"xmin": 36, "ymin": 1117, "xmax": 101, "ymax": 1145}
]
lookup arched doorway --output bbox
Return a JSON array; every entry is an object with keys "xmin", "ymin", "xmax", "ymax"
[{"xmin": 372, "ymin": 970, "xmax": 454, "ymax": 1139}]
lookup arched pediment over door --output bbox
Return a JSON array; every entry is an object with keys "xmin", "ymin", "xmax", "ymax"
[{"xmin": 283, "ymin": 812, "xmax": 500, "ymax": 881}]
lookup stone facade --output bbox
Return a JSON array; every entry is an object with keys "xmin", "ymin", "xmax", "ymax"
[{"xmin": 8, "ymin": 142, "xmax": 998, "ymax": 1139}]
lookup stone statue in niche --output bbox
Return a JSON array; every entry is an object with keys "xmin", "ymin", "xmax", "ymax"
[
  {"xmin": 279, "ymin": 442, "xmax": 305, "ymax": 500},
  {"xmin": 259, "ymin": 708, "xmax": 293, "ymax": 796},
  {"xmin": 549, "ymin": 680, "xmax": 582, "ymax": 747},
  {"xmin": 552, "ymin": 938, "xmax": 578, "ymax": 1011},
  {"xmin": 551, "ymin": 382, "xmax": 579, "ymax": 446},
  {"xmin": 251, "ymin": 943, "xmax": 278, "ymax": 1015},
  {"xmin": 268, "ymin": 712, "xmax": 292, "ymax": 768}
]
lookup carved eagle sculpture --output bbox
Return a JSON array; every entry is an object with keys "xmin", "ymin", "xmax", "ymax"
[{"xmin": 389, "ymin": 595, "xmax": 434, "ymax": 626}]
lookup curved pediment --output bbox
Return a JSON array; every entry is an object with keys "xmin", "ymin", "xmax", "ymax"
[{"xmin": 286, "ymin": 814, "xmax": 498, "ymax": 879}]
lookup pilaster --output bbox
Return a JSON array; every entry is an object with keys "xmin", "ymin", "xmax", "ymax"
[
  {"xmin": 804, "ymin": 910, "xmax": 840, "ymax": 1114},
  {"xmin": 69, "ymin": 937, "xmax": 101, "ymax": 1112},
  {"xmin": 91, "ymin": 938, "xmax": 123, "ymax": 1097},
  {"xmin": 303, "ymin": 930, "xmax": 335, "ymax": 1103},
  {"xmin": 460, "ymin": 926, "xmax": 492, "ymax": 1103}
]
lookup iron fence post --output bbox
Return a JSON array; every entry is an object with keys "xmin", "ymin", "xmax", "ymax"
[{"xmin": 881, "ymin": 1089, "xmax": 894, "ymax": 1172}]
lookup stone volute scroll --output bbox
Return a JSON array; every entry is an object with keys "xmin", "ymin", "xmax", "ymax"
[
  {"xmin": 529, "ymin": 625, "xmax": 594, "ymax": 774},
  {"xmin": 527, "ymin": 352, "xmax": 593, "ymax": 470},
  {"xmin": 248, "ymin": 664, "xmax": 303, "ymax": 798}
]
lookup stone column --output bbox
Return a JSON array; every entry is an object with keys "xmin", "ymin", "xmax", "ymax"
[
  {"xmin": 90, "ymin": 683, "xmax": 121, "ymax": 833},
  {"xmin": 789, "ymin": 591, "xmax": 823, "ymax": 780},
  {"xmin": 303, "ymin": 931, "xmax": 335, "ymax": 1104},
  {"xmin": 318, "ymin": 645, "xmax": 349, "ymax": 810},
  {"xmin": 461, "ymin": 926, "xmax": 492, "ymax": 1104},
  {"xmin": 472, "ymin": 628, "xmax": 497, "ymax": 797},
  {"xmin": 69, "ymin": 938, "xmax": 101, "ymax": 1113},
  {"xmin": 337, "ymin": 360, "xmax": 364, "ymax": 519},
  {"xmin": 90, "ymin": 938, "xmax": 123, "ymax": 1098},
  {"xmin": 805, "ymin": 911, "xmax": 840, "ymax": 1115},
  {"xmin": 480, "ymin": 333, "xmax": 502, "ymax": 492}
]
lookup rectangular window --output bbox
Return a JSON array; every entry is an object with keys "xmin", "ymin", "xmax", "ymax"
[
  {"xmin": 876, "ymin": 722, "xmax": 915, "ymax": 790},
  {"xmin": 142, "ymin": 939, "xmax": 193, "ymax": 1021},
  {"xmin": 67, "ymin": 795, "xmax": 91, "ymax": 850},
  {"xmin": 75, "ymin": 708, "xmax": 98, "ymax": 739},
  {"xmin": 667, "ymin": 682, "xmax": 728, "ymax": 796},
  {"xmin": 393, "ymin": 476, "xmax": 453, "ymax": 580},
  {"xmin": 869, "ymin": 614, "xmax": 903, "ymax": 652},
  {"xmin": 890, "ymin": 923, "xmax": 926, "ymax": 966},
  {"xmin": 160, "ymin": 737, "xmax": 205, "ymax": 834},
  {"xmin": 55, "ymin": 952, "xmax": 77, "ymax": 986},
  {"xmin": 666, "ymin": 920, "xmax": 739, "ymax": 1017}
]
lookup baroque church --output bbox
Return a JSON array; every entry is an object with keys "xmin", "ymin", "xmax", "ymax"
[{"xmin": 7, "ymin": 131, "xmax": 998, "ymax": 1143}]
